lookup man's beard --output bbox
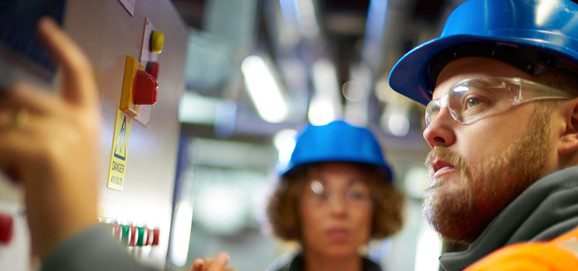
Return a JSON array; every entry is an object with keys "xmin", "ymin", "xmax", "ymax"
[{"xmin": 424, "ymin": 108, "xmax": 553, "ymax": 243}]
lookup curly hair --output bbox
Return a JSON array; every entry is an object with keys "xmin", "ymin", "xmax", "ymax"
[{"xmin": 266, "ymin": 162, "xmax": 405, "ymax": 242}]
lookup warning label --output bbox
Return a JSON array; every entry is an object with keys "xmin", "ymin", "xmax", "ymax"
[
  {"xmin": 107, "ymin": 110, "xmax": 132, "ymax": 190},
  {"xmin": 113, "ymin": 116, "xmax": 128, "ymax": 161}
]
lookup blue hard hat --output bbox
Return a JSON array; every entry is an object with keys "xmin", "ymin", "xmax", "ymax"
[
  {"xmin": 279, "ymin": 120, "xmax": 394, "ymax": 182},
  {"xmin": 389, "ymin": 0, "xmax": 578, "ymax": 106}
]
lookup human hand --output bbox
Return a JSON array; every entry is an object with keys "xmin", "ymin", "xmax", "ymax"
[
  {"xmin": 0, "ymin": 17, "xmax": 100, "ymax": 259},
  {"xmin": 191, "ymin": 252, "xmax": 233, "ymax": 271}
]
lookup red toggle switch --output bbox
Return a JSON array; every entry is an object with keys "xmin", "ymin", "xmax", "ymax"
[
  {"xmin": 0, "ymin": 213, "xmax": 14, "ymax": 245},
  {"xmin": 113, "ymin": 223, "xmax": 122, "ymax": 242},
  {"xmin": 146, "ymin": 62, "xmax": 160, "ymax": 80},
  {"xmin": 129, "ymin": 225, "xmax": 137, "ymax": 246},
  {"xmin": 133, "ymin": 70, "xmax": 158, "ymax": 105},
  {"xmin": 152, "ymin": 228, "xmax": 160, "ymax": 246},
  {"xmin": 146, "ymin": 228, "xmax": 154, "ymax": 246}
]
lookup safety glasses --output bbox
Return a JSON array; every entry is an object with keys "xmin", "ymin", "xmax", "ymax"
[
  {"xmin": 303, "ymin": 180, "xmax": 373, "ymax": 208},
  {"xmin": 425, "ymin": 77, "xmax": 574, "ymax": 127}
]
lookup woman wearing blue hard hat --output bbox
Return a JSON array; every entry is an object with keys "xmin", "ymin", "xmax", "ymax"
[{"xmin": 266, "ymin": 120, "xmax": 404, "ymax": 271}]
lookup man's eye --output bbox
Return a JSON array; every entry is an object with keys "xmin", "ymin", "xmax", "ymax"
[
  {"xmin": 466, "ymin": 97, "xmax": 481, "ymax": 108},
  {"xmin": 464, "ymin": 96, "xmax": 486, "ymax": 110}
]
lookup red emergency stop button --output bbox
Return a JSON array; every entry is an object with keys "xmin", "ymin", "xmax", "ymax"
[
  {"xmin": 133, "ymin": 70, "xmax": 158, "ymax": 105},
  {"xmin": 0, "ymin": 213, "xmax": 14, "ymax": 245},
  {"xmin": 146, "ymin": 62, "xmax": 160, "ymax": 80}
]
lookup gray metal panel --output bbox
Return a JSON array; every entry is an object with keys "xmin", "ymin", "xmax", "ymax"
[{"xmin": 64, "ymin": 0, "xmax": 188, "ymax": 267}]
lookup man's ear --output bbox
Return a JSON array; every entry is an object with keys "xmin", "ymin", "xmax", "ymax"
[{"xmin": 558, "ymin": 98, "xmax": 578, "ymax": 155}]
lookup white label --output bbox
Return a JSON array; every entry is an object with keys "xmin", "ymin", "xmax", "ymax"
[{"xmin": 118, "ymin": 0, "xmax": 136, "ymax": 16}]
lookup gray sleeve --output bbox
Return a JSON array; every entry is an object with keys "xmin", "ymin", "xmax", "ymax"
[{"xmin": 41, "ymin": 225, "xmax": 158, "ymax": 271}]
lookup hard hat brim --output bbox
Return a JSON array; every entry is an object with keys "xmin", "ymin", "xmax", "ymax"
[
  {"xmin": 280, "ymin": 159, "xmax": 394, "ymax": 183},
  {"xmin": 388, "ymin": 34, "xmax": 578, "ymax": 106}
]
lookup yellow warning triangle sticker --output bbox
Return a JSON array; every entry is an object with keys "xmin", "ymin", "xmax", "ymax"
[
  {"xmin": 107, "ymin": 110, "xmax": 132, "ymax": 191},
  {"xmin": 113, "ymin": 115, "xmax": 128, "ymax": 161}
]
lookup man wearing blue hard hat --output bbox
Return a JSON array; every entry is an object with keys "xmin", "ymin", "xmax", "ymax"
[
  {"xmin": 266, "ymin": 120, "xmax": 403, "ymax": 271},
  {"xmin": 389, "ymin": 0, "xmax": 578, "ymax": 270}
]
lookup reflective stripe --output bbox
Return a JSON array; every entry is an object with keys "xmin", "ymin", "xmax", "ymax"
[{"xmin": 557, "ymin": 237, "xmax": 578, "ymax": 258}]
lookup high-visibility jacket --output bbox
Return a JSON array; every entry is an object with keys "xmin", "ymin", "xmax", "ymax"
[{"xmin": 466, "ymin": 227, "xmax": 578, "ymax": 271}]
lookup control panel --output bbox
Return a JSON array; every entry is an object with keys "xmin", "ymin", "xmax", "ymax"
[{"xmin": 0, "ymin": 0, "xmax": 188, "ymax": 270}]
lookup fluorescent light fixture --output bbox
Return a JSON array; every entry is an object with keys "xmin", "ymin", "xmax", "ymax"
[
  {"xmin": 274, "ymin": 129, "xmax": 297, "ymax": 169},
  {"xmin": 308, "ymin": 96, "xmax": 337, "ymax": 125},
  {"xmin": 170, "ymin": 201, "xmax": 193, "ymax": 266},
  {"xmin": 387, "ymin": 111, "xmax": 410, "ymax": 137},
  {"xmin": 382, "ymin": 104, "xmax": 410, "ymax": 137},
  {"xmin": 309, "ymin": 59, "xmax": 342, "ymax": 125},
  {"xmin": 242, "ymin": 55, "xmax": 289, "ymax": 123}
]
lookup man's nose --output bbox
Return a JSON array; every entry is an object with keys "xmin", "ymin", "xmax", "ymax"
[{"xmin": 423, "ymin": 107, "xmax": 457, "ymax": 148}]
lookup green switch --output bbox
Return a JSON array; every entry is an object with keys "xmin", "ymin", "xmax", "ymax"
[
  {"xmin": 121, "ymin": 225, "xmax": 130, "ymax": 245},
  {"xmin": 137, "ymin": 227, "xmax": 146, "ymax": 246}
]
